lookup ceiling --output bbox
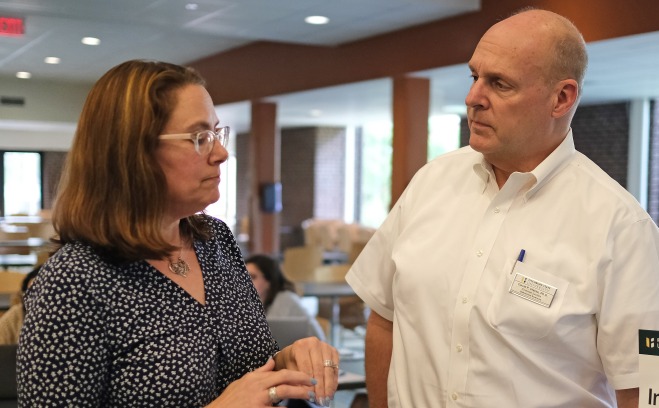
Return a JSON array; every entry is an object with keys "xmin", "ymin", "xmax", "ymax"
[{"xmin": 1, "ymin": 0, "xmax": 659, "ymax": 135}]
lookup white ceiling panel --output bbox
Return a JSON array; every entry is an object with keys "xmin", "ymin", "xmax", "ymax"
[{"xmin": 0, "ymin": 0, "xmax": 658, "ymax": 137}]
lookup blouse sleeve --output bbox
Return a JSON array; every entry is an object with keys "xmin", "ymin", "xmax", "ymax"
[{"xmin": 18, "ymin": 258, "xmax": 110, "ymax": 407}]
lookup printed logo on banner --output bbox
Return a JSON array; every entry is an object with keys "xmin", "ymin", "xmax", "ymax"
[{"xmin": 640, "ymin": 329, "xmax": 659, "ymax": 406}]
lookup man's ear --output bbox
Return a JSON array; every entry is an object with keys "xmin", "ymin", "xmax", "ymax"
[{"xmin": 552, "ymin": 79, "xmax": 579, "ymax": 118}]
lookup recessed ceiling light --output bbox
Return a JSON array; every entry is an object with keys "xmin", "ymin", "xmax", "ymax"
[
  {"xmin": 305, "ymin": 15, "xmax": 329, "ymax": 25},
  {"xmin": 44, "ymin": 57, "xmax": 61, "ymax": 64},
  {"xmin": 16, "ymin": 71, "xmax": 31, "ymax": 79},
  {"xmin": 185, "ymin": 3, "xmax": 199, "ymax": 11},
  {"xmin": 310, "ymin": 109, "xmax": 322, "ymax": 117},
  {"xmin": 81, "ymin": 37, "xmax": 101, "ymax": 46}
]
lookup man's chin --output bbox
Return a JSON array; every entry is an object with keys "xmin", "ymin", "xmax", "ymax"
[{"xmin": 468, "ymin": 134, "xmax": 490, "ymax": 153}]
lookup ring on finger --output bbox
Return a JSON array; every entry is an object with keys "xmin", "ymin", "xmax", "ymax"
[
  {"xmin": 268, "ymin": 386, "xmax": 281, "ymax": 405},
  {"xmin": 323, "ymin": 359, "xmax": 339, "ymax": 369}
]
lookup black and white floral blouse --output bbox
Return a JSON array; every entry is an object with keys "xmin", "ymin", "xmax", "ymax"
[{"xmin": 18, "ymin": 216, "xmax": 278, "ymax": 407}]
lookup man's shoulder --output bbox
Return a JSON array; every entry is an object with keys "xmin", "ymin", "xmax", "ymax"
[
  {"xmin": 417, "ymin": 146, "xmax": 478, "ymax": 176},
  {"xmin": 570, "ymin": 151, "xmax": 649, "ymax": 218}
]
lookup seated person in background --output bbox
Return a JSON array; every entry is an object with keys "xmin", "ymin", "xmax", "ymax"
[
  {"xmin": 246, "ymin": 254, "xmax": 326, "ymax": 341},
  {"xmin": 0, "ymin": 265, "xmax": 40, "ymax": 345}
]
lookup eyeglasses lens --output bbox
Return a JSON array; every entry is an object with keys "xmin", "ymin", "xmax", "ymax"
[{"xmin": 192, "ymin": 128, "xmax": 229, "ymax": 155}]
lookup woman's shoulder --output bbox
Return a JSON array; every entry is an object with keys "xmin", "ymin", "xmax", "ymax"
[
  {"xmin": 195, "ymin": 214, "xmax": 233, "ymax": 240},
  {"xmin": 268, "ymin": 290, "xmax": 308, "ymax": 317},
  {"xmin": 274, "ymin": 290, "xmax": 302, "ymax": 303},
  {"xmin": 38, "ymin": 241, "xmax": 137, "ymax": 295}
]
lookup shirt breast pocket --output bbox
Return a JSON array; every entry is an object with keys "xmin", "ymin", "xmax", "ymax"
[{"xmin": 487, "ymin": 261, "xmax": 569, "ymax": 339}]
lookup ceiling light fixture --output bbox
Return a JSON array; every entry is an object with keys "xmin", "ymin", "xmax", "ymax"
[
  {"xmin": 310, "ymin": 109, "xmax": 322, "ymax": 117},
  {"xmin": 305, "ymin": 15, "xmax": 329, "ymax": 25},
  {"xmin": 16, "ymin": 71, "xmax": 31, "ymax": 79},
  {"xmin": 81, "ymin": 37, "xmax": 101, "ymax": 46},
  {"xmin": 44, "ymin": 57, "xmax": 61, "ymax": 64},
  {"xmin": 185, "ymin": 3, "xmax": 199, "ymax": 11}
]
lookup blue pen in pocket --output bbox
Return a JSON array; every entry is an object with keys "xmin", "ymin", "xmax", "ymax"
[{"xmin": 510, "ymin": 249, "xmax": 525, "ymax": 274}]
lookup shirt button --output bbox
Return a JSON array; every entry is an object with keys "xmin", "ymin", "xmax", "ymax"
[
  {"xmin": 456, "ymin": 344, "xmax": 463, "ymax": 352},
  {"xmin": 494, "ymin": 207, "xmax": 500, "ymax": 213},
  {"xmin": 476, "ymin": 250, "xmax": 483, "ymax": 257},
  {"xmin": 452, "ymin": 392, "xmax": 459, "ymax": 400},
  {"xmin": 462, "ymin": 297, "xmax": 468, "ymax": 304}
]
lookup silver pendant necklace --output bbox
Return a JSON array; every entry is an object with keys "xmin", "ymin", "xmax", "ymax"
[{"xmin": 168, "ymin": 247, "xmax": 190, "ymax": 277}]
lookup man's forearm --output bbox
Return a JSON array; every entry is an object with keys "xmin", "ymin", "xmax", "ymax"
[
  {"xmin": 616, "ymin": 388, "xmax": 638, "ymax": 408},
  {"xmin": 365, "ymin": 311, "xmax": 393, "ymax": 408}
]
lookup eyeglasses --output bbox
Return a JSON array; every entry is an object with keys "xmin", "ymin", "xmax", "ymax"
[{"xmin": 159, "ymin": 126, "xmax": 230, "ymax": 155}]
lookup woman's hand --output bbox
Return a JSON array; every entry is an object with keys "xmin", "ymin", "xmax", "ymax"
[
  {"xmin": 274, "ymin": 337, "xmax": 340, "ymax": 407},
  {"xmin": 206, "ymin": 358, "xmax": 316, "ymax": 407}
]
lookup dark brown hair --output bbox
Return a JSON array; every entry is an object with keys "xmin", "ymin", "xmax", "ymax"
[
  {"xmin": 245, "ymin": 254, "xmax": 296, "ymax": 310},
  {"xmin": 53, "ymin": 60, "xmax": 211, "ymax": 262}
]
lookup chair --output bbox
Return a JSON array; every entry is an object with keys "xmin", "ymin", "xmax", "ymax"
[
  {"xmin": 0, "ymin": 229, "xmax": 31, "ymax": 256},
  {"xmin": 0, "ymin": 272, "xmax": 25, "ymax": 295},
  {"xmin": 0, "ymin": 344, "xmax": 18, "ymax": 405},
  {"xmin": 348, "ymin": 241, "xmax": 367, "ymax": 264},
  {"xmin": 281, "ymin": 246, "xmax": 323, "ymax": 283},
  {"xmin": 313, "ymin": 264, "xmax": 367, "ymax": 332},
  {"xmin": 313, "ymin": 264, "xmax": 351, "ymax": 283},
  {"xmin": 22, "ymin": 222, "xmax": 56, "ymax": 240},
  {"xmin": 301, "ymin": 219, "xmax": 343, "ymax": 252}
]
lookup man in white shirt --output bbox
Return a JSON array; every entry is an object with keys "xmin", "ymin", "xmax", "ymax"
[{"xmin": 346, "ymin": 8, "xmax": 659, "ymax": 408}]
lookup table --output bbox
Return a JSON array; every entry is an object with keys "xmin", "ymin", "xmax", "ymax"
[
  {"xmin": 0, "ymin": 237, "xmax": 51, "ymax": 251},
  {"xmin": 337, "ymin": 370, "xmax": 366, "ymax": 390},
  {"xmin": 300, "ymin": 281, "xmax": 356, "ymax": 346},
  {"xmin": 0, "ymin": 254, "xmax": 38, "ymax": 269},
  {"xmin": 0, "ymin": 238, "xmax": 52, "ymax": 268},
  {"xmin": 0, "ymin": 216, "xmax": 47, "ymax": 224}
]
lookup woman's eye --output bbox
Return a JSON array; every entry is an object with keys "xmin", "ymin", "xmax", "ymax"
[{"xmin": 195, "ymin": 133, "xmax": 210, "ymax": 145}]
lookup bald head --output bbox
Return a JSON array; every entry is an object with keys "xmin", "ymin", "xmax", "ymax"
[
  {"xmin": 488, "ymin": 9, "xmax": 588, "ymax": 93},
  {"xmin": 466, "ymin": 9, "xmax": 586, "ymax": 179}
]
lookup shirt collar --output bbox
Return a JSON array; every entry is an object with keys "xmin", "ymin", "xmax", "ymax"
[{"xmin": 472, "ymin": 129, "xmax": 576, "ymax": 199}]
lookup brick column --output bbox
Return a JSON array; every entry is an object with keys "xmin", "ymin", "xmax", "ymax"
[
  {"xmin": 391, "ymin": 76, "xmax": 430, "ymax": 206},
  {"xmin": 249, "ymin": 101, "xmax": 280, "ymax": 255}
]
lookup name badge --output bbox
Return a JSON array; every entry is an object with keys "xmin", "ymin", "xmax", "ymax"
[{"xmin": 509, "ymin": 272, "xmax": 557, "ymax": 308}]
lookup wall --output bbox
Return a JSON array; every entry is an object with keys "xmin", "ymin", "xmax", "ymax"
[
  {"xmin": 458, "ymin": 102, "xmax": 630, "ymax": 185},
  {"xmin": 314, "ymin": 127, "xmax": 346, "ymax": 220},
  {"xmin": 0, "ymin": 77, "xmax": 90, "ymax": 151},
  {"xmin": 649, "ymin": 101, "xmax": 659, "ymax": 221},
  {"xmin": 281, "ymin": 128, "xmax": 317, "ymax": 249},
  {"xmin": 236, "ymin": 126, "xmax": 348, "ymax": 252},
  {"xmin": 571, "ymin": 103, "xmax": 629, "ymax": 187},
  {"xmin": 42, "ymin": 152, "xmax": 67, "ymax": 210}
]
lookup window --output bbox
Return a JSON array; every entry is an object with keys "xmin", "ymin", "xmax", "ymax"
[
  {"xmin": 428, "ymin": 114, "xmax": 461, "ymax": 161},
  {"xmin": 204, "ymin": 139, "xmax": 237, "ymax": 231},
  {"xmin": 358, "ymin": 122, "xmax": 393, "ymax": 228},
  {"xmin": 2, "ymin": 151, "xmax": 42, "ymax": 216},
  {"xmin": 356, "ymin": 115, "xmax": 461, "ymax": 229}
]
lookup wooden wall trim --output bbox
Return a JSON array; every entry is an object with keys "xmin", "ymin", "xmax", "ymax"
[{"xmin": 190, "ymin": 0, "xmax": 659, "ymax": 105}]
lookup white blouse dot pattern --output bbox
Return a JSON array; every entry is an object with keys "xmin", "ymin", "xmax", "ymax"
[{"xmin": 17, "ymin": 216, "xmax": 278, "ymax": 407}]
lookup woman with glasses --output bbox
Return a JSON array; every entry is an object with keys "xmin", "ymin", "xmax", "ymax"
[{"xmin": 17, "ymin": 60, "xmax": 339, "ymax": 407}]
